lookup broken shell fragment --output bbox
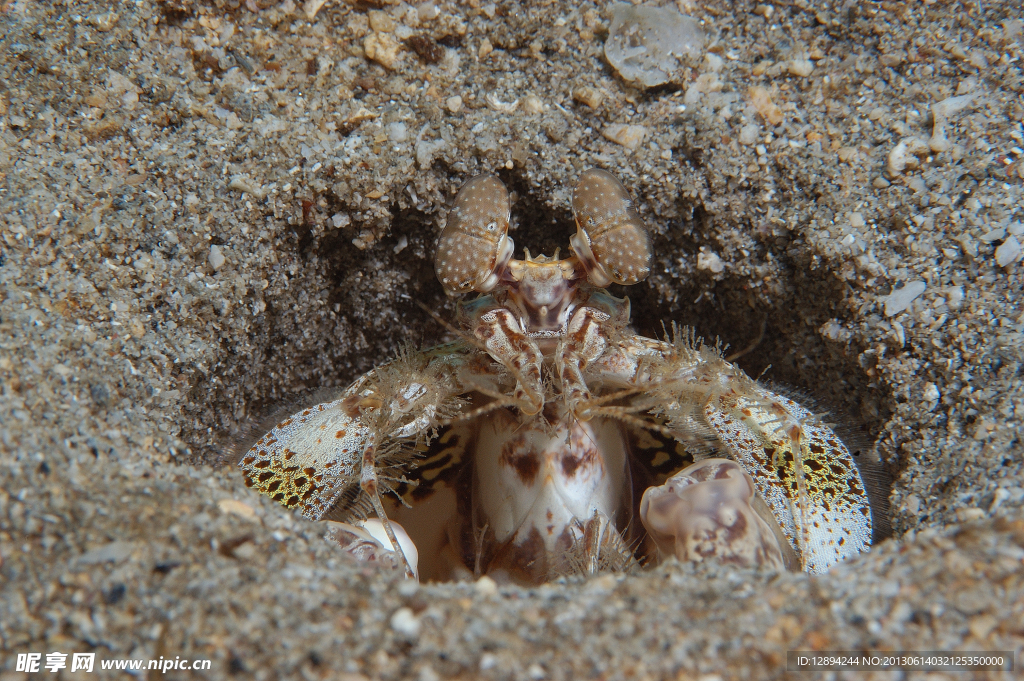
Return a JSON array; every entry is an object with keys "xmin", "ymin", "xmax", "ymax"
[
  {"xmin": 604, "ymin": 3, "xmax": 704, "ymax": 88},
  {"xmin": 640, "ymin": 458, "xmax": 786, "ymax": 570}
]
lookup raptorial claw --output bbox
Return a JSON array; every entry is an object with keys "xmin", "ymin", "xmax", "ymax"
[{"xmin": 640, "ymin": 458, "xmax": 786, "ymax": 570}]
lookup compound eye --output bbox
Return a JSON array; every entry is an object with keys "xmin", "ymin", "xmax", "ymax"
[
  {"xmin": 435, "ymin": 175, "xmax": 514, "ymax": 295},
  {"xmin": 570, "ymin": 168, "xmax": 652, "ymax": 287}
]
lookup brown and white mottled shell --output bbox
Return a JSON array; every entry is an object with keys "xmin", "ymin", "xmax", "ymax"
[
  {"xmin": 570, "ymin": 168, "xmax": 653, "ymax": 287},
  {"xmin": 435, "ymin": 175, "xmax": 515, "ymax": 295}
]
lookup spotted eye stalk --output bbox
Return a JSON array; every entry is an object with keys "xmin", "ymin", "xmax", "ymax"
[
  {"xmin": 435, "ymin": 175, "xmax": 515, "ymax": 295},
  {"xmin": 570, "ymin": 168, "xmax": 653, "ymax": 287}
]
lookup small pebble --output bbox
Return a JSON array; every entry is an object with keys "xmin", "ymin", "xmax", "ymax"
[
  {"xmin": 208, "ymin": 245, "xmax": 226, "ymax": 271},
  {"xmin": 602, "ymin": 124, "xmax": 647, "ymax": 150},
  {"xmin": 956, "ymin": 507, "xmax": 985, "ymax": 522},
  {"xmin": 886, "ymin": 140, "xmax": 909, "ymax": 176},
  {"xmin": 368, "ymin": 10, "xmax": 396, "ymax": 33},
  {"xmin": 390, "ymin": 607, "xmax": 421, "ymax": 638},
  {"xmin": 979, "ymin": 228, "xmax": 1006, "ymax": 243},
  {"xmin": 572, "ymin": 86, "xmax": 603, "ymax": 109},
  {"xmin": 446, "ymin": 95, "xmax": 463, "ymax": 113},
  {"xmin": 837, "ymin": 146, "xmax": 857, "ymax": 162},
  {"xmin": 883, "ymin": 280, "xmax": 926, "ymax": 316},
  {"xmin": 738, "ymin": 124, "xmax": 759, "ymax": 145},
  {"xmin": 873, "ymin": 177, "xmax": 891, "ymax": 188},
  {"xmin": 397, "ymin": 579, "xmax": 419, "ymax": 597},
  {"xmin": 880, "ymin": 52, "xmax": 903, "ymax": 67},
  {"xmin": 696, "ymin": 250, "xmax": 724, "ymax": 273},
  {"xmin": 303, "ymin": 0, "xmax": 326, "ymax": 20},
  {"xmin": 786, "ymin": 59, "xmax": 813, "ymax": 77},
  {"xmin": 748, "ymin": 86, "xmax": 783, "ymax": 125},
  {"xmin": 521, "ymin": 94, "xmax": 544, "ymax": 114},
  {"xmin": 474, "ymin": 575, "xmax": 498, "ymax": 597},
  {"xmin": 994, "ymin": 236, "xmax": 1021, "ymax": 267},
  {"xmin": 364, "ymin": 32, "xmax": 402, "ymax": 69},
  {"xmin": 91, "ymin": 11, "xmax": 118, "ymax": 31},
  {"xmin": 416, "ymin": 1, "xmax": 439, "ymax": 22},
  {"xmin": 217, "ymin": 499, "xmax": 256, "ymax": 520},
  {"xmin": 387, "ymin": 121, "xmax": 408, "ymax": 142}
]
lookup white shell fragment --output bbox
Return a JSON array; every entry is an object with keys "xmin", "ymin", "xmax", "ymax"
[
  {"xmin": 208, "ymin": 245, "xmax": 226, "ymax": 271},
  {"xmin": 884, "ymin": 280, "xmax": 927, "ymax": 316},
  {"xmin": 604, "ymin": 3, "xmax": 704, "ymax": 88},
  {"xmin": 640, "ymin": 459, "xmax": 785, "ymax": 570},
  {"xmin": 929, "ymin": 93, "xmax": 977, "ymax": 153},
  {"xmin": 995, "ymin": 236, "xmax": 1022, "ymax": 267},
  {"xmin": 886, "ymin": 140, "xmax": 910, "ymax": 177}
]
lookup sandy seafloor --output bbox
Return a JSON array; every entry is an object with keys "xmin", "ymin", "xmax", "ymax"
[{"xmin": 1, "ymin": 0, "xmax": 1023, "ymax": 678}]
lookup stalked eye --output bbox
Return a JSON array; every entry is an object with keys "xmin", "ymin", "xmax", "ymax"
[
  {"xmin": 434, "ymin": 175, "xmax": 515, "ymax": 295},
  {"xmin": 569, "ymin": 168, "xmax": 653, "ymax": 287}
]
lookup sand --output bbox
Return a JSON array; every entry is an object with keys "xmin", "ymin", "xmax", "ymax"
[{"xmin": 1, "ymin": 0, "xmax": 1022, "ymax": 678}]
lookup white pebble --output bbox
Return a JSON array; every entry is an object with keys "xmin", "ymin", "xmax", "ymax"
[
  {"xmin": 886, "ymin": 140, "xmax": 909, "ymax": 176},
  {"xmin": 697, "ymin": 250, "xmax": 724, "ymax": 273},
  {"xmin": 208, "ymin": 245, "xmax": 226, "ymax": 271},
  {"xmin": 989, "ymin": 487, "xmax": 1010, "ymax": 513},
  {"xmin": 979, "ymin": 228, "xmax": 1006, "ymax": 243},
  {"xmin": 416, "ymin": 137, "xmax": 446, "ymax": 169},
  {"xmin": 945, "ymin": 286, "xmax": 964, "ymax": 310},
  {"xmin": 397, "ymin": 579, "xmax": 419, "ymax": 598},
  {"xmin": 474, "ymin": 575, "xmax": 498, "ymax": 597},
  {"xmin": 883, "ymin": 280, "xmax": 926, "ymax": 316},
  {"xmin": 387, "ymin": 121, "xmax": 408, "ymax": 143},
  {"xmin": 995, "ymin": 236, "xmax": 1022, "ymax": 267},
  {"xmin": 390, "ymin": 607, "xmax": 421, "ymax": 638},
  {"xmin": 923, "ymin": 383, "xmax": 940, "ymax": 402},
  {"xmin": 738, "ymin": 124, "xmax": 759, "ymax": 145},
  {"xmin": 416, "ymin": 1, "xmax": 439, "ymax": 22},
  {"xmin": 956, "ymin": 507, "xmax": 985, "ymax": 522},
  {"xmin": 930, "ymin": 93, "xmax": 977, "ymax": 153}
]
